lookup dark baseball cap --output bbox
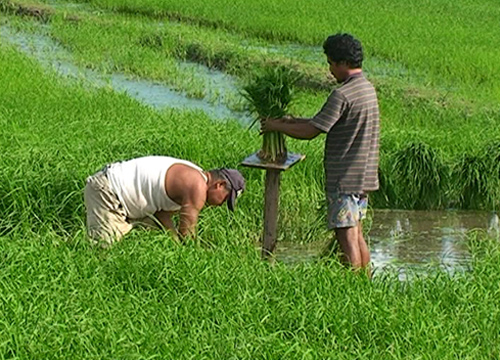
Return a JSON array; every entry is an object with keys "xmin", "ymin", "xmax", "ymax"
[{"xmin": 220, "ymin": 169, "xmax": 245, "ymax": 211}]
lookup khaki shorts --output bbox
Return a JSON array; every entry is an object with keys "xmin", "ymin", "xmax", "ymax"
[
  {"xmin": 84, "ymin": 170, "xmax": 159, "ymax": 247},
  {"xmin": 84, "ymin": 170, "xmax": 132, "ymax": 247}
]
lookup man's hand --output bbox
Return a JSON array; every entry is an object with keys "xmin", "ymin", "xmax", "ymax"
[
  {"xmin": 260, "ymin": 116, "xmax": 292, "ymax": 133},
  {"xmin": 280, "ymin": 115, "xmax": 296, "ymax": 123},
  {"xmin": 259, "ymin": 117, "xmax": 273, "ymax": 133},
  {"xmin": 154, "ymin": 211, "xmax": 181, "ymax": 242},
  {"xmin": 260, "ymin": 115, "xmax": 321, "ymax": 140}
]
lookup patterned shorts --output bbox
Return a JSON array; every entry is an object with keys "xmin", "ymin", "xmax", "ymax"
[{"xmin": 327, "ymin": 193, "xmax": 368, "ymax": 229}]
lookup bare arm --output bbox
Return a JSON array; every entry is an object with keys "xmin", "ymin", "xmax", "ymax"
[
  {"xmin": 163, "ymin": 164, "xmax": 207, "ymax": 241},
  {"xmin": 154, "ymin": 210, "xmax": 178, "ymax": 238},
  {"xmin": 178, "ymin": 204, "xmax": 202, "ymax": 239},
  {"xmin": 262, "ymin": 116, "xmax": 322, "ymax": 140}
]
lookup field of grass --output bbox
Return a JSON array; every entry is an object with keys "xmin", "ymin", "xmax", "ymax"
[
  {"xmin": 3, "ymin": 0, "xmax": 500, "ymax": 210},
  {"xmin": 82, "ymin": 0, "xmax": 500, "ymax": 105},
  {"xmin": 2, "ymin": 0, "xmax": 500, "ymax": 357},
  {"xmin": 2, "ymin": 228, "xmax": 500, "ymax": 359}
]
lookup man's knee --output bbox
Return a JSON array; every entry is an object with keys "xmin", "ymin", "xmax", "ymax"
[
  {"xmin": 87, "ymin": 222, "xmax": 131, "ymax": 248},
  {"xmin": 335, "ymin": 225, "xmax": 359, "ymax": 241}
]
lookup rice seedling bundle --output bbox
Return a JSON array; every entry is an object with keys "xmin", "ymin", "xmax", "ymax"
[{"xmin": 242, "ymin": 66, "xmax": 301, "ymax": 163}]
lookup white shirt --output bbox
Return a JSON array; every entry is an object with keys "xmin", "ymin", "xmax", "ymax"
[{"xmin": 106, "ymin": 156, "xmax": 206, "ymax": 219}]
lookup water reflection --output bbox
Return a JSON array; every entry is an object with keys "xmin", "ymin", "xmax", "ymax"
[
  {"xmin": 275, "ymin": 210, "xmax": 499, "ymax": 278},
  {"xmin": 370, "ymin": 210, "xmax": 472, "ymax": 267}
]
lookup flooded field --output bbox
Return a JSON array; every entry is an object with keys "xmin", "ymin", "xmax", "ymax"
[
  {"xmin": 3, "ymin": 24, "xmax": 498, "ymax": 278},
  {"xmin": 276, "ymin": 210, "xmax": 499, "ymax": 277},
  {"xmin": 3, "ymin": 24, "xmax": 498, "ymax": 277}
]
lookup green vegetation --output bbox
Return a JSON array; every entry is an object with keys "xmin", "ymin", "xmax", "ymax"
[
  {"xmin": 2, "ymin": 0, "xmax": 500, "ymax": 357},
  {"xmin": 2, "ymin": 0, "xmax": 499, "ymax": 210},
  {"xmin": 2, "ymin": 230, "xmax": 500, "ymax": 359},
  {"xmin": 81, "ymin": 0, "xmax": 500, "ymax": 105}
]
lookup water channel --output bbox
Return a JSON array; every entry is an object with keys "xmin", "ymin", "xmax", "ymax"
[{"xmin": 0, "ymin": 25, "xmax": 252, "ymax": 123}]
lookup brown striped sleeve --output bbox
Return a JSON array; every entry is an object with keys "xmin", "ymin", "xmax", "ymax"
[{"xmin": 310, "ymin": 90, "xmax": 347, "ymax": 133}]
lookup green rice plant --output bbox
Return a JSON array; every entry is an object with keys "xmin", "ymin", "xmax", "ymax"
[
  {"xmin": 391, "ymin": 141, "xmax": 449, "ymax": 209},
  {"xmin": 87, "ymin": 0, "xmax": 500, "ymax": 105},
  {"xmin": 137, "ymin": 32, "xmax": 164, "ymax": 50},
  {"xmin": 4, "ymin": 15, "xmax": 500, "ymax": 359},
  {"xmin": 371, "ymin": 160, "xmax": 397, "ymax": 209},
  {"xmin": 454, "ymin": 153, "xmax": 488, "ymax": 210},
  {"xmin": 242, "ymin": 65, "xmax": 301, "ymax": 162},
  {"xmin": 453, "ymin": 141, "xmax": 500, "ymax": 210}
]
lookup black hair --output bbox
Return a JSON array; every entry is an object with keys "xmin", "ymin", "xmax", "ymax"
[{"xmin": 323, "ymin": 33, "xmax": 363, "ymax": 69}]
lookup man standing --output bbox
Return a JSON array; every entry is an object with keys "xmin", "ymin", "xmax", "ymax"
[
  {"xmin": 261, "ymin": 33, "xmax": 379, "ymax": 271},
  {"xmin": 84, "ymin": 155, "xmax": 245, "ymax": 247}
]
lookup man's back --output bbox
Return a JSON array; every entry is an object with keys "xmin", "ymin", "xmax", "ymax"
[
  {"xmin": 314, "ymin": 73, "xmax": 380, "ymax": 194},
  {"xmin": 106, "ymin": 156, "xmax": 205, "ymax": 219}
]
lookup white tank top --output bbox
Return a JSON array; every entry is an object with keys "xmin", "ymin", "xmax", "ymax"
[{"xmin": 106, "ymin": 156, "xmax": 207, "ymax": 219}]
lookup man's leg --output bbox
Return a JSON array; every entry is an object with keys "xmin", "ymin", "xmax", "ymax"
[
  {"xmin": 357, "ymin": 222, "xmax": 370, "ymax": 268},
  {"xmin": 357, "ymin": 222, "xmax": 371, "ymax": 277},
  {"xmin": 328, "ymin": 193, "xmax": 370, "ymax": 271},
  {"xmin": 356, "ymin": 195, "xmax": 371, "ymax": 271},
  {"xmin": 335, "ymin": 225, "xmax": 363, "ymax": 268}
]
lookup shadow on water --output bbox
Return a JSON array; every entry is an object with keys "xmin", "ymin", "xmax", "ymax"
[
  {"xmin": 1, "ymin": 26, "xmax": 252, "ymax": 124},
  {"xmin": 275, "ymin": 209, "xmax": 500, "ymax": 279}
]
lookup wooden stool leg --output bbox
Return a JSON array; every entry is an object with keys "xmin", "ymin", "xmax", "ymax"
[{"xmin": 262, "ymin": 169, "xmax": 281, "ymax": 259}]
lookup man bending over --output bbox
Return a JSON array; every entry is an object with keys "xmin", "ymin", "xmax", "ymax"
[{"xmin": 84, "ymin": 155, "xmax": 245, "ymax": 247}]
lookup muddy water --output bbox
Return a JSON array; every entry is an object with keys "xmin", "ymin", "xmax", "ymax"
[
  {"xmin": 276, "ymin": 210, "xmax": 500, "ymax": 277},
  {"xmin": 1, "ymin": 26, "xmax": 251, "ymax": 123}
]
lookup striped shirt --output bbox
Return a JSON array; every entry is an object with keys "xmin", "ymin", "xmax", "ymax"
[{"xmin": 310, "ymin": 72, "xmax": 380, "ymax": 194}]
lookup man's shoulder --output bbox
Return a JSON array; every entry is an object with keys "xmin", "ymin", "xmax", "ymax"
[
  {"xmin": 339, "ymin": 76, "xmax": 377, "ymax": 102},
  {"xmin": 169, "ymin": 163, "xmax": 204, "ymax": 183},
  {"xmin": 169, "ymin": 164, "xmax": 206, "ymax": 191},
  {"xmin": 340, "ymin": 75, "xmax": 374, "ymax": 91}
]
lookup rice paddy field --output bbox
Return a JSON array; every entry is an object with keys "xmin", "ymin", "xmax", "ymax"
[{"xmin": 1, "ymin": 0, "xmax": 500, "ymax": 358}]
